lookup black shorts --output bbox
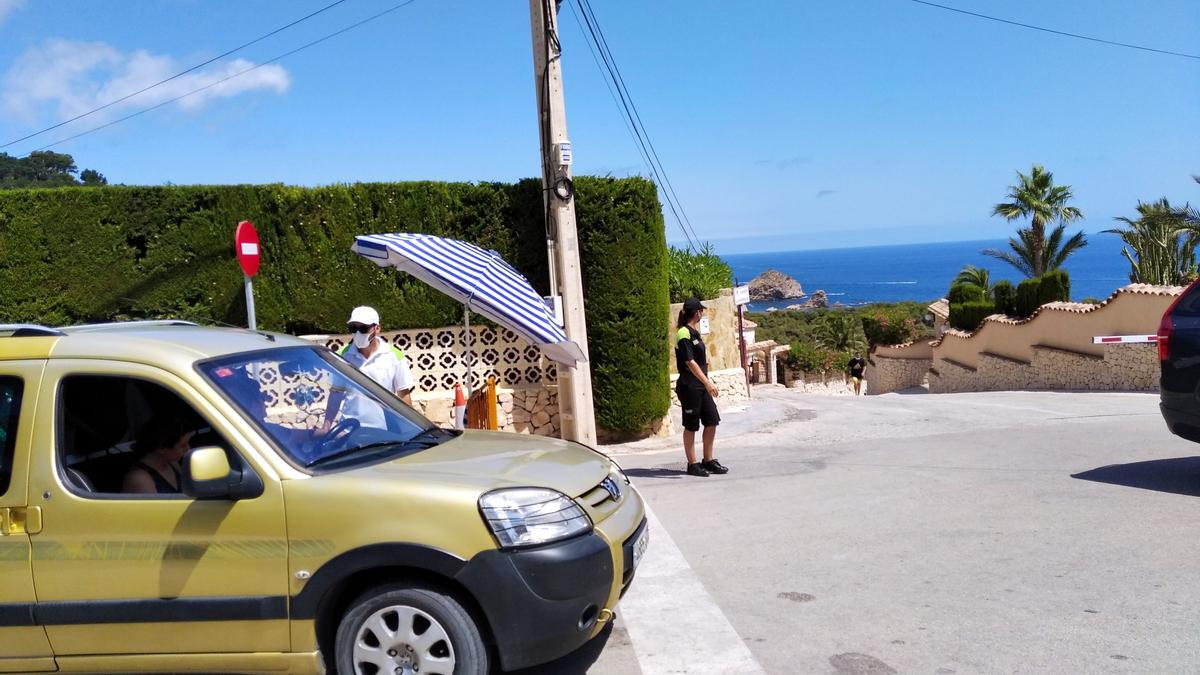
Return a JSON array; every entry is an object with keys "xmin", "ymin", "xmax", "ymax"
[{"xmin": 677, "ymin": 385, "xmax": 720, "ymax": 432}]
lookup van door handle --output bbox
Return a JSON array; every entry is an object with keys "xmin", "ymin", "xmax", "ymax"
[{"xmin": 0, "ymin": 507, "xmax": 42, "ymax": 535}]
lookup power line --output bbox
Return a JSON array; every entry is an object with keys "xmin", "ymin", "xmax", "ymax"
[
  {"xmin": 569, "ymin": 0, "xmax": 702, "ymax": 251},
  {"xmin": 32, "ymin": 0, "xmax": 422, "ymax": 152},
  {"xmin": 2, "ymin": 0, "xmax": 351, "ymax": 149},
  {"xmin": 907, "ymin": 0, "xmax": 1200, "ymax": 61},
  {"xmin": 566, "ymin": 0, "xmax": 692, "ymax": 250},
  {"xmin": 577, "ymin": 0, "xmax": 703, "ymax": 249}
]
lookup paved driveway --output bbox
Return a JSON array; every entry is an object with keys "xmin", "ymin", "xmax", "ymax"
[{"xmin": 515, "ymin": 388, "xmax": 1200, "ymax": 674}]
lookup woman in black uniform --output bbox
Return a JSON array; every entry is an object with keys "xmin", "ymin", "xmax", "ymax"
[{"xmin": 675, "ymin": 298, "xmax": 729, "ymax": 477}]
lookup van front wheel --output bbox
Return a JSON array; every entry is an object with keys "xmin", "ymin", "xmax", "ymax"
[{"xmin": 335, "ymin": 584, "xmax": 489, "ymax": 675}]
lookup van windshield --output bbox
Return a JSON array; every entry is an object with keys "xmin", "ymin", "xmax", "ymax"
[{"xmin": 199, "ymin": 346, "xmax": 446, "ymax": 470}]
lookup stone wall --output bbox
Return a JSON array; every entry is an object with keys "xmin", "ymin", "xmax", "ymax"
[
  {"xmin": 411, "ymin": 386, "xmax": 562, "ymax": 436},
  {"xmin": 929, "ymin": 343, "xmax": 1158, "ymax": 393},
  {"xmin": 865, "ymin": 341, "xmax": 933, "ymax": 395},
  {"xmin": 787, "ymin": 372, "xmax": 859, "ymax": 395},
  {"xmin": 668, "ymin": 289, "xmax": 741, "ymax": 373},
  {"xmin": 669, "ymin": 367, "xmax": 751, "ymax": 404},
  {"xmin": 867, "ymin": 284, "xmax": 1174, "ymax": 395}
]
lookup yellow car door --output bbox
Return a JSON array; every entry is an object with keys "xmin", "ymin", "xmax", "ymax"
[
  {"xmin": 0, "ymin": 363, "xmax": 55, "ymax": 672},
  {"xmin": 27, "ymin": 360, "xmax": 290, "ymax": 658}
]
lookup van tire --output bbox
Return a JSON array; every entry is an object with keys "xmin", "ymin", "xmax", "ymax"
[{"xmin": 335, "ymin": 583, "xmax": 489, "ymax": 675}]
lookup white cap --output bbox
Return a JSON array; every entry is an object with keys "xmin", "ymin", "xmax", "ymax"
[{"xmin": 347, "ymin": 306, "xmax": 380, "ymax": 326}]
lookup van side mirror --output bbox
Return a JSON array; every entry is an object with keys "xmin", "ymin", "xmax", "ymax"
[{"xmin": 182, "ymin": 446, "xmax": 263, "ymax": 500}]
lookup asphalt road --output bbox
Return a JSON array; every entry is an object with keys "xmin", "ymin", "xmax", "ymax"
[{"xmin": 517, "ymin": 387, "xmax": 1200, "ymax": 674}]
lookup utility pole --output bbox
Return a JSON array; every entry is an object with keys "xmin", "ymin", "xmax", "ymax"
[{"xmin": 530, "ymin": 0, "xmax": 597, "ymax": 446}]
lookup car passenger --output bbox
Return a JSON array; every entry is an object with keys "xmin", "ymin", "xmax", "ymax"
[{"xmin": 122, "ymin": 420, "xmax": 194, "ymax": 495}]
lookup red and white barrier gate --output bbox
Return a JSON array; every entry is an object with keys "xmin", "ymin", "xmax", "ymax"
[{"xmin": 1092, "ymin": 334, "xmax": 1157, "ymax": 344}]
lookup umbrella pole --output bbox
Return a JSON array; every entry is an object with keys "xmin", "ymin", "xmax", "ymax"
[{"xmin": 463, "ymin": 302, "xmax": 473, "ymax": 396}]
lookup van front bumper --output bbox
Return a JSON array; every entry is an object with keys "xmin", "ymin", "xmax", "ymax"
[{"xmin": 456, "ymin": 530, "xmax": 616, "ymax": 671}]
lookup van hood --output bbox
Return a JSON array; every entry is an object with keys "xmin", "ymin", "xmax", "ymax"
[{"xmin": 338, "ymin": 430, "xmax": 612, "ymax": 497}]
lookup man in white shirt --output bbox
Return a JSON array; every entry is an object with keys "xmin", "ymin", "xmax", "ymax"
[{"xmin": 338, "ymin": 306, "xmax": 415, "ymax": 405}]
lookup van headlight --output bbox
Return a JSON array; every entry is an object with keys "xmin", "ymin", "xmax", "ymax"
[{"xmin": 479, "ymin": 488, "xmax": 592, "ymax": 548}]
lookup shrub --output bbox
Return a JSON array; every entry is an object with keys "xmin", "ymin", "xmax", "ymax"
[
  {"xmin": 788, "ymin": 343, "xmax": 852, "ymax": 374},
  {"xmin": 1015, "ymin": 277, "xmax": 1041, "ymax": 317},
  {"xmin": 813, "ymin": 311, "xmax": 867, "ymax": 352},
  {"xmin": 574, "ymin": 177, "xmax": 671, "ymax": 433},
  {"xmin": 861, "ymin": 307, "xmax": 919, "ymax": 346},
  {"xmin": 668, "ymin": 242, "xmax": 733, "ymax": 302},
  {"xmin": 948, "ymin": 283, "xmax": 985, "ymax": 304},
  {"xmin": 1038, "ymin": 269, "xmax": 1070, "ymax": 305},
  {"xmin": 0, "ymin": 177, "xmax": 670, "ymax": 434},
  {"xmin": 948, "ymin": 300, "xmax": 995, "ymax": 332},
  {"xmin": 991, "ymin": 280, "xmax": 1016, "ymax": 316},
  {"xmin": 788, "ymin": 343, "xmax": 825, "ymax": 373}
]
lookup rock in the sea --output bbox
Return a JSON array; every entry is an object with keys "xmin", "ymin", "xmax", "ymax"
[
  {"xmin": 749, "ymin": 269, "xmax": 804, "ymax": 301},
  {"xmin": 766, "ymin": 307, "xmax": 778, "ymax": 313},
  {"xmin": 806, "ymin": 289, "xmax": 829, "ymax": 309}
]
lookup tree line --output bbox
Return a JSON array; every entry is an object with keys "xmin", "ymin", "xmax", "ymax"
[{"xmin": 0, "ymin": 151, "xmax": 108, "ymax": 189}]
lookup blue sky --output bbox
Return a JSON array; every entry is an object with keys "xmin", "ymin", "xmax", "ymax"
[{"xmin": 1, "ymin": 0, "xmax": 1197, "ymax": 254}]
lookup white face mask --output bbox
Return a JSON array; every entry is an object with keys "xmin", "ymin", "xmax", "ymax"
[{"xmin": 352, "ymin": 331, "xmax": 373, "ymax": 349}]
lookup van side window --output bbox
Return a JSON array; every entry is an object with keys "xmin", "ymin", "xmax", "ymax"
[
  {"xmin": 57, "ymin": 375, "xmax": 233, "ymax": 497},
  {"xmin": 0, "ymin": 377, "xmax": 23, "ymax": 496}
]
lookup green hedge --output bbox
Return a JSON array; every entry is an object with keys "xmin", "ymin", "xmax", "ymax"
[
  {"xmin": 1013, "ymin": 270, "xmax": 1071, "ymax": 318},
  {"xmin": 991, "ymin": 280, "xmax": 1016, "ymax": 316},
  {"xmin": 949, "ymin": 300, "xmax": 995, "ymax": 332},
  {"xmin": 0, "ymin": 178, "xmax": 669, "ymax": 433},
  {"xmin": 948, "ymin": 283, "xmax": 985, "ymax": 304}
]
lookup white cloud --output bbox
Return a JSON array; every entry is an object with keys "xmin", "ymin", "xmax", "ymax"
[
  {"xmin": 2, "ymin": 39, "xmax": 290, "ymax": 122},
  {"xmin": 0, "ymin": 0, "xmax": 25, "ymax": 27}
]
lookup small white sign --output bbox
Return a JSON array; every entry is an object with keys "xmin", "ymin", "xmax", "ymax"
[
  {"xmin": 733, "ymin": 284, "xmax": 750, "ymax": 306},
  {"xmin": 698, "ymin": 316, "xmax": 711, "ymax": 335},
  {"xmin": 240, "ymin": 242, "xmax": 259, "ymax": 256}
]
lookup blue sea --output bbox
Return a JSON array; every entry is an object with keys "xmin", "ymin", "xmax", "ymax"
[{"xmin": 724, "ymin": 236, "xmax": 1130, "ymax": 312}]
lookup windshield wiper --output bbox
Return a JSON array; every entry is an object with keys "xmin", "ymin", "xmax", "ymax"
[
  {"xmin": 304, "ymin": 428, "xmax": 447, "ymax": 468},
  {"xmin": 305, "ymin": 440, "xmax": 404, "ymax": 468}
]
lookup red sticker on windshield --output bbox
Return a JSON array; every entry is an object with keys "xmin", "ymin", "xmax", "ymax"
[{"xmin": 215, "ymin": 367, "xmax": 233, "ymax": 378}]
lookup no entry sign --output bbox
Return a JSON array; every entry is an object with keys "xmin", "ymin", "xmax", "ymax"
[{"xmin": 235, "ymin": 220, "xmax": 260, "ymax": 277}]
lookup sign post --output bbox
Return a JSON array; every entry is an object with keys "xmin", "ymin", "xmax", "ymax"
[
  {"xmin": 235, "ymin": 221, "xmax": 261, "ymax": 330},
  {"xmin": 734, "ymin": 283, "xmax": 751, "ymax": 395}
]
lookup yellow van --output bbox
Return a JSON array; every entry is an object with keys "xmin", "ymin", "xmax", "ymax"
[{"xmin": 0, "ymin": 322, "xmax": 647, "ymax": 674}]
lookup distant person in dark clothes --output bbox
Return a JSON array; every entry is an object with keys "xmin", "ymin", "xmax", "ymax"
[
  {"xmin": 848, "ymin": 354, "xmax": 867, "ymax": 395},
  {"xmin": 675, "ymin": 297, "xmax": 728, "ymax": 477}
]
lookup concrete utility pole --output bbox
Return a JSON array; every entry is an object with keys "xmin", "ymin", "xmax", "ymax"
[{"xmin": 529, "ymin": 0, "xmax": 597, "ymax": 446}]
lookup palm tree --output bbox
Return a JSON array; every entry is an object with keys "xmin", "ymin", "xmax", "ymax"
[
  {"xmin": 990, "ymin": 164, "xmax": 1084, "ymax": 276},
  {"xmin": 952, "ymin": 265, "xmax": 991, "ymax": 293},
  {"xmin": 983, "ymin": 224, "xmax": 1088, "ymax": 279},
  {"xmin": 812, "ymin": 312, "xmax": 867, "ymax": 353},
  {"xmin": 1105, "ymin": 199, "xmax": 1195, "ymax": 285}
]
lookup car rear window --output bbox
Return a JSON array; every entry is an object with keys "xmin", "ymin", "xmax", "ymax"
[
  {"xmin": 0, "ymin": 377, "xmax": 24, "ymax": 496},
  {"xmin": 1172, "ymin": 282, "xmax": 1200, "ymax": 317}
]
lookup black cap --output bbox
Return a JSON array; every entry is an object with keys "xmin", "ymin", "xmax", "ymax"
[{"xmin": 683, "ymin": 297, "xmax": 704, "ymax": 313}]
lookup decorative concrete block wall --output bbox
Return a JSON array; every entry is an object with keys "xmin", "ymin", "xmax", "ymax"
[{"xmin": 304, "ymin": 325, "xmax": 563, "ymax": 436}]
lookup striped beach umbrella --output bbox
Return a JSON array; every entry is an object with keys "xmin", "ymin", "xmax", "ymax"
[{"xmin": 351, "ymin": 233, "xmax": 586, "ymax": 368}]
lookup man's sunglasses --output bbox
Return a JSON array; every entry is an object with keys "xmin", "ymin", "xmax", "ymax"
[{"xmin": 347, "ymin": 323, "xmax": 376, "ymax": 334}]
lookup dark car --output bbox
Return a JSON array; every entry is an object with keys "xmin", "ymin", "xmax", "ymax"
[{"xmin": 1158, "ymin": 279, "xmax": 1200, "ymax": 442}]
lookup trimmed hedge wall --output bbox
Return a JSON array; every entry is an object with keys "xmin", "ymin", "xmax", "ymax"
[
  {"xmin": 1014, "ymin": 270, "xmax": 1071, "ymax": 318},
  {"xmin": 949, "ymin": 300, "xmax": 995, "ymax": 332},
  {"xmin": 0, "ymin": 178, "xmax": 670, "ymax": 433},
  {"xmin": 991, "ymin": 280, "xmax": 1016, "ymax": 316}
]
